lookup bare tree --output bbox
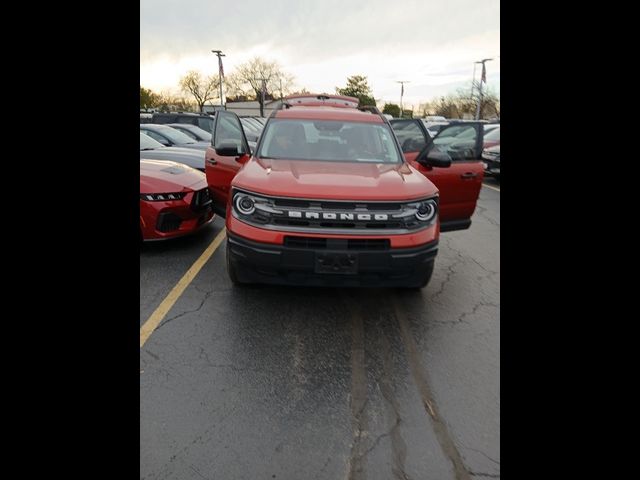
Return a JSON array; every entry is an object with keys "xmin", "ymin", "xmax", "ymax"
[
  {"xmin": 417, "ymin": 87, "xmax": 499, "ymax": 119},
  {"xmin": 179, "ymin": 71, "xmax": 219, "ymax": 113},
  {"xmin": 155, "ymin": 90, "xmax": 197, "ymax": 113},
  {"xmin": 225, "ymin": 57, "xmax": 294, "ymax": 116}
]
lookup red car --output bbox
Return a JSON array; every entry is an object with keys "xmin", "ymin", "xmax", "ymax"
[
  {"xmin": 205, "ymin": 95, "xmax": 485, "ymax": 288},
  {"xmin": 140, "ymin": 159, "xmax": 214, "ymax": 241}
]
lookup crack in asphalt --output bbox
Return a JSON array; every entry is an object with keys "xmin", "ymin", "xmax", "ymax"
[
  {"xmin": 474, "ymin": 205, "xmax": 500, "ymax": 227},
  {"xmin": 463, "ymin": 445, "xmax": 501, "ymax": 466},
  {"xmin": 469, "ymin": 472, "xmax": 500, "ymax": 478},
  {"xmin": 429, "ymin": 252, "xmax": 466, "ymax": 303},
  {"xmin": 457, "ymin": 301, "xmax": 499, "ymax": 325},
  {"xmin": 188, "ymin": 464, "xmax": 211, "ymax": 480},
  {"xmin": 392, "ymin": 295, "xmax": 472, "ymax": 480},
  {"xmin": 155, "ymin": 288, "xmax": 215, "ymax": 332}
]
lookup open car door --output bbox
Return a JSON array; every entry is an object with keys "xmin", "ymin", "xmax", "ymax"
[
  {"xmin": 391, "ymin": 120, "xmax": 485, "ymax": 232},
  {"xmin": 205, "ymin": 111, "xmax": 252, "ymax": 217}
]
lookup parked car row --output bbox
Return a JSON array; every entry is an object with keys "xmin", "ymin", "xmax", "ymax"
[{"xmin": 140, "ymin": 100, "xmax": 499, "ymax": 273}]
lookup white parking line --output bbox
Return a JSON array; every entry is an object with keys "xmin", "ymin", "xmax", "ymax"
[{"xmin": 482, "ymin": 183, "xmax": 500, "ymax": 192}]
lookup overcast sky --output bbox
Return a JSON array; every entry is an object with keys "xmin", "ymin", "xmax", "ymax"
[{"xmin": 140, "ymin": 0, "xmax": 499, "ymax": 108}]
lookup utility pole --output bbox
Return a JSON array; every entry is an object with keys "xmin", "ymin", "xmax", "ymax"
[
  {"xmin": 470, "ymin": 62, "xmax": 478, "ymax": 101},
  {"xmin": 474, "ymin": 58, "xmax": 493, "ymax": 120},
  {"xmin": 211, "ymin": 50, "xmax": 225, "ymax": 109},
  {"xmin": 396, "ymin": 81, "xmax": 409, "ymax": 118},
  {"xmin": 261, "ymin": 78, "xmax": 266, "ymax": 117}
]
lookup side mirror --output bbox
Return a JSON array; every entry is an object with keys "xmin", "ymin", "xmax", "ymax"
[
  {"xmin": 417, "ymin": 150, "xmax": 452, "ymax": 168},
  {"xmin": 215, "ymin": 142, "xmax": 240, "ymax": 156},
  {"xmin": 236, "ymin": 153, "xmax": 250, "ymax": 164}
]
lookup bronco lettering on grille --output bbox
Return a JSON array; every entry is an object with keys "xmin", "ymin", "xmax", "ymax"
[{"xmin": 287, "ymin": 211, "xmax": 389, "ymax": 221}]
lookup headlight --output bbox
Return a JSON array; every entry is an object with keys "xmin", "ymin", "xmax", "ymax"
[
  {"xmin": 415, "ymin": 199, "xmax": 437, "ymax": 222},
  {"xmin": 234, "ymin": 194, "xmax": 256, "ymax": 215},
  {"xmin": 396, "ymin": 198, "xmax": 438, "ymax": 225},
  {"xmin": 140, "ymin": 192, "xmax": 187, "ymax": 201}
]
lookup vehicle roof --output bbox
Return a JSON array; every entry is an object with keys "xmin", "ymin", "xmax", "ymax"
[
  {"xmin": 153, "ymin": 112, "xmax": 212, "ymax": 117},
  {"xmin": 167, "ymin": 123, "xmax": 206, "ymax": 130},
  {"xmin": 140, "ymin": 123, "xmax": 174, "ymax": 130},
  {"xmin": 274, "ymin": 106, "xmax": 384, "ymax": 123}
]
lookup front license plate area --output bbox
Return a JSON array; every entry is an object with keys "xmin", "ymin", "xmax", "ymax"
[{"xmin": 315, "ymin": 252, "xmax": 358, "ymax": 274}]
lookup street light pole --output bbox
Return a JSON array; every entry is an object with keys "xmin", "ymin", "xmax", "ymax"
[
  {"xmin": 470, "ymin": 62, "xmax": 478, "ymax": 101},
  {"xmin": 396, "ymin": 80, "xmax": 409, "ymax": 118},
  {"xmin": 474, "ymin": 58, "xmax": 493, "ymax": 120},
  {"xmin": 211, "ymin": 50, "xmax": 225, "ymax": 109}
]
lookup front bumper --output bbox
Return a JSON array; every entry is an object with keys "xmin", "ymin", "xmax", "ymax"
[
  {"xmin": 227, "ymin": 232, "xmax": 438, "ymax": 287},
  {"xmin": 482, "ymin": 157, "xmax": 500, "ymax": 176},
  {"xmin": 140, "ymin": 202, "xmax": 214, "ymax": 241}
]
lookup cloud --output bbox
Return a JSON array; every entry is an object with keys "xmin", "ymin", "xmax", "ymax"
[{"xmin": 141, "ymin": 0, "xmax": 499, "ymax": 102}]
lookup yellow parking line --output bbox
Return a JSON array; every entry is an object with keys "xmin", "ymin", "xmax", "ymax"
[
  {"xmin": 140, "ymin": 229, "xmax": 227, "ymax": 348},
  {"xmin": 482, "ymin": 183, "xmax": 500, "ymax": 192}
]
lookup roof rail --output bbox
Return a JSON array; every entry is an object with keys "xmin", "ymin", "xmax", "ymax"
[
  {"xmin": 356, "ymin": 105, "xmax": 391, "ymax": 125},
  {"xmin": 357, "ymin": 105, "xmax": 382, "ymax": 115}
]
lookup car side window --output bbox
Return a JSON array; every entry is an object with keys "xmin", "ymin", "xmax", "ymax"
[
  {"xmin": 198, "ymin": 118, "xmax": 214, "ymax": 133},
  {"xmin": 215, "ymin": 113, "xmax": 247, "ymax": 153},
  {"xmin": 431, "ymin": 124, "xmax": 479, "ymax": 161},
  {"xmin": 391, "ymin": 121, "xmax": 428, "ymax": 153}
]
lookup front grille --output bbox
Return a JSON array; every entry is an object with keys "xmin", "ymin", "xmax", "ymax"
[
  {"xmin": 233, "ymin": 189, "xmax": 437, "ymax": 234},
  {"xmin": 284, "ymin": 236, "xmax": 390, "ymax": 250},
  {"xmin": 156, "ymin": 212, "xmax": 182, "ymax": 232},
  {"xmin": 191, "ymin": 188, "xmax": 212, "ymax": 212}
]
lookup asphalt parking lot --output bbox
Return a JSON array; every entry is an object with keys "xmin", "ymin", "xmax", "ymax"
[{"xmin": 140, "ymin": 180, "xmax": 500, "ymax": 480}]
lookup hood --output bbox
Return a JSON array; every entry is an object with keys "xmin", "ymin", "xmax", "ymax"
[
  {"xmin": 484, "ymin": 144, "xmax": 500, "ymax": 153},
  {"xmin": 233, "ymin": 157, "xmax": 436, "ymax": 201},
  {"xmin": 138, "ymin": 146, "xmax": 205, "ymax": 170},
  {"xmin": 140, "ymin": 159, "xmax": 207, "ymax": 193},
  {"xmin": 176, "ymin": 141, "xmax": 210, "ymax": 151}
]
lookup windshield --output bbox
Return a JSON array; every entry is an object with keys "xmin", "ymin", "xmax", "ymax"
[
  {"xmin": 173, "ymin": 125, "xmax": 212, "ymax": 141},
  {"xmin": 144, "ymin": 125, "xmax": 197, "ymax": 144},
  {"xmin": 484, "ymin": 127, "xmax": 500, "ymax": 141},
  {"xmin": 140, "ymin": 133, "xmax": 164, "ymax": 150},
  {"xmin": 257, "ymin": 119, "xmax": 402, "ymax": 163}
]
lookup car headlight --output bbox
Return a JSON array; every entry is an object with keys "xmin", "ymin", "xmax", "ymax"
[
  {"xmin": 140, "ymin": 192, "xmax": 187, "ymax": 201},
  {"xmin": 415, "ymin": 199, "xmax": 437, "ymax": 222},
  {"xmin": 399, "ymin": 198, "xmax": 438, "ymax": 225},
  {"xmin": 232, "ymin": 190, "xmax": 282, "ymax": 222},
  {"xmin": 234, "ymin": 193, "xmax": 256, "ymax": 215}
]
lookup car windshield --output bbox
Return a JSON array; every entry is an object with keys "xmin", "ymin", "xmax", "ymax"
[
  {"xmin": 145, "ymin": 125, "xmax": 197, "ymax": 144},
  {"xmin": 140, "ymin": 133, "xmax": 164, "ymax": 150},
  {"xmin": 484, "ymin": 127, "xmax": 500, "ymax": 141},
  {"xmin": 257, "ymin": 119, "xmax": 402, "ymax": 163}
]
